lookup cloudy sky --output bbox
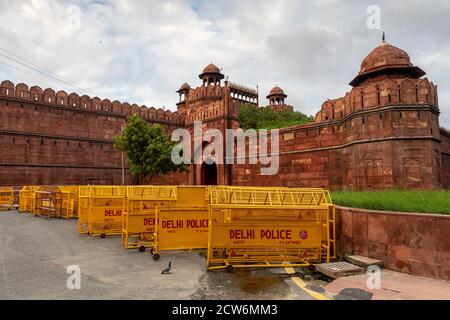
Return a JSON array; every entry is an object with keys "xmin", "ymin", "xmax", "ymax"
[{"xmin": 0, "ymin": 0, "xmax": 449, "ymax": 127}]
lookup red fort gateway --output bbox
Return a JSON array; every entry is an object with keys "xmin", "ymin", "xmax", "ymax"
[{"xmin": 0, "ymin": 39, "xmax": 449, "ymax": 189}]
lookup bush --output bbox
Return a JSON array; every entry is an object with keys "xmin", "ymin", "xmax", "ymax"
[{"xmin": 239, "ymin": 104, "xmax": 314, "ymax": 130}]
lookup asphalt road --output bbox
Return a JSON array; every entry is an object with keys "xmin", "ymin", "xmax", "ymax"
[{"xmin": 0, "ymin": 210, "xmax": 321, "ymax": 300}]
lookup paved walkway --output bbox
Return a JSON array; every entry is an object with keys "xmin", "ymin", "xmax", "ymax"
[
  {"xmin": 0, "ymin": 210, "xmax": 311, "ymax": 300},
  {"xmin": 324, "ymin": 269, "xmax": 450, "ymax": 300},
  {"xmin": 2, "ymin": 210, "xmax": 449, "ymax": 300}
]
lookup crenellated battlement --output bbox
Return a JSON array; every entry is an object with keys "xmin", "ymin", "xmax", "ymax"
[
  {"xmin": 315, "ymin": 77, "xmax": 439, "ymax": 122},
  {"xmin": 0, "ymin": 80, "xmax": 185, "ymax": 125},
  {"xmin": 188, "ymin": 84, "xmax": 225, "ymax": 101}
]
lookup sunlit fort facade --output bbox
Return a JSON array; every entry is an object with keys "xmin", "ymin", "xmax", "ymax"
[{"xmin": 0, "ymin": 38, "xmax": 449, "ymax": 189}]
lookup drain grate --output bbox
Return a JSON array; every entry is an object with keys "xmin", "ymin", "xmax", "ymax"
[{"xmin": 315, "ymin": 262, "xmax": 365, "ymax": 279}]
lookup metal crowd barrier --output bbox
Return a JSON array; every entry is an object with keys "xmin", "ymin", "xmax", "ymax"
[
  {"xmin": 150, "ymin": 186, "xmax": 209, "ymax": 260},
  {"xmin": 57, "ymin": 186, "xmax": 79, "ymax": 219},
  {"xmin": 122, "ymin": 186, "xmax": 177, "ymax": 251},
  {"xmin": 30, "ymin": 186, "xmax": 42, "ymax": 215},
  {"xmin": 206, "ymin": 186, "xmax": 336, "ymax": 271},
  {"xmin": 78, "ymin": 186, "xmax": 127, "ymax": 237},
  {"xmin": 12, "ymin": 186, "xmax": 20, "ymax": 207},
  {"xmin": 78, "ymin": 186, "xmax": 91, "ymax": 234},
  {"xmin": 19, "ymin": 186, "xmax": 33, "ymax": 213},
  {"xmin": 0, "ymin": 187, "xmax": 14, "ymax": 211},
  {"xmin": 33, "ymin": 186, "xmax": 63, "ymax": 219},
  {"xmin": 12, "ymin": 184, "xmax": 337, "ymax": 272}
]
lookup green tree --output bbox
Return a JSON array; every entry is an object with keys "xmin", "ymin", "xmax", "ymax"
[
  {"xmin": 239, "ymin": 103, "xmax": 315, "ymax": 130},
  {"xmin": 114, "ymin": 115, "xmax": 188, "ymax": 184}
]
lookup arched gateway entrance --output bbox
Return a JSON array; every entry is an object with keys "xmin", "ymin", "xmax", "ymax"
[{"xmin": 201, "ymin": 162, "xmax": 218, "ymax": 185}]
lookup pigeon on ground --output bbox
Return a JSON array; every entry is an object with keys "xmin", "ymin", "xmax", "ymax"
[{"xmin": 161, "ymin": 261, "xmax": 172, "ymax": 274}]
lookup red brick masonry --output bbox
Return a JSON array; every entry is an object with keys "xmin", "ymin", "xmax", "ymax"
[{"xmin": 336, "ymin": 206, "xmax": 450, "ymax": 280}]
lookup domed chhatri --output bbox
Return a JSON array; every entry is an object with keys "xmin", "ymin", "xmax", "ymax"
[
  {"xmin": 176, "ymin": 82, "xmax": 191, "ymax": 104},
  {"xmin": 202, "ymin": 63, "xmax": 221, "ymax": 74},
  {"xmin": 199, "ymin": 63, "xmax": 224, "ymax": 86},
  {"xmin": 267, "ymin": 86, "xmax": 287, "ymax": 99},
  {"xmin": 266, "ymin": 86, "xmax": 291, "ymax": 110},
  {"xmin": 199, "ymin": 63, "xmax": 224, "ymax": 79},
  {"xmin": 360, "ymin": 44, "xmax": 412, "ymax": 74},
  {"xmin": 177, "ymin": 82, "xmax": 191, "ymax": 92},
  {"xmin": 350, "ymin": 38, "xmax": 425, "ymax": 87}
]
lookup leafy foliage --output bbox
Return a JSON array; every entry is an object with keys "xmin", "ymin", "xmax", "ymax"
[
  {"xmin": 239, "ymin": 104, "xmax": 315, "ymax": 130},
  {"xmin": 331, "ymin": 190, "xmax": 450, "ymax": 214},
  {"xmin": 114, "ymin": 115, "xmax": 187, "ymax": 183}
]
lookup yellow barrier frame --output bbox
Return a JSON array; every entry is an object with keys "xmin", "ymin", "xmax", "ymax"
[
  {"xmin": 0, "ymin": 187, "xmax": 14, "ymax": 211},
  {"xmin": 19, "ymin": 186, "xmax": 32, "ymax": 213},
  {"xmin": 123, "ymin": 186, "xmax": 177, "ymax": 251},
  {"xmin": 78, "ymin": 186, "xmax": 91, "ymax": 234},
  {"xmin": 150, "ymin": 186, "xmax": 209, "ymax": 260},
  {"xmin": 33, "ymin": 187, "xmax": 63, "ymax": 219},
  {"xmin": 206, "ymin": 186, "xmax": 336, "ymax": 271},
  {"xmin": 57, "ymin": 186, "xmax": 79, "ymax": 219},
  {"xmin": 87, "ymin": 186, "xmax": 127, "ymax": 237}
]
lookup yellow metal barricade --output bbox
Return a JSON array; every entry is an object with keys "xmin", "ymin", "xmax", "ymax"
[
  {"xmin": 150, "ymin": 186, "xmax": 209, "ymax": 260},
  {"xmin": 33, "ymin": 186, "xmax": 63, "ymax": 219},
  {"xmin": 12, "ymin": 186, "xmax": 20, "ymax": 207},
  {"xmin": 87, "ymin": 186, "xmax": 127, "ymax": 237},
  {"xmin": 19, "ymin": 186, "xmax": 33, "ymax": 213},
  {"xmin": 0, "ymin": 187, "xmax": 14, "ymax": 211},
  {"xmin": 58, "ymin": 186, "xmax": 79, "ymax": 219},
  {"xmin": 78, "ymin": 186, "xmax": 91, "ymax": 234},
  {"xmin": 123, "ymin": 186, "xmax": 177, "ymax": 251},
  {"xmin": 206, "ymin": 186, "xmax": 336, "ymax": 271},
  {"xmin": 30, "ymin": 186, "xmax": 42, "ymax": 214}
]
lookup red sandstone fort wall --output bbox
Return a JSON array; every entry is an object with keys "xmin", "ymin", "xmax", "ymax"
[
  {"xmin": 0, "ymin": 80, "xmax": 184, "ymax": 128},
  {"xmin": 336, "ymin": 206, "xmax": 450, "ymax": 280},
  {"xmin": 228, "ymin": 68, "xmax": 446, "ymax": 190},
  {"xmin": 0, "ymin": 80, "xmax": 182, "ymax": 186},
  {"xmin": 143, "ymin": 171, "xmax": 190, "ymax": 186},
  {"xmin": 231, "ymin": 105, "xmax": 443, "ymax": 190},
  {"xmin": 0, "ymin": 79, "xmax": 448, "ymax": 189},
  {"xmin": 314, "ymin": 77, "xmax": 438, "ymax": 123}
]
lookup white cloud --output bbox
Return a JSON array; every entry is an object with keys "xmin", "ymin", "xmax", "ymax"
[{"xmin": 0, "ymin": 0, "xmax": 449, "ymax": 128}]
